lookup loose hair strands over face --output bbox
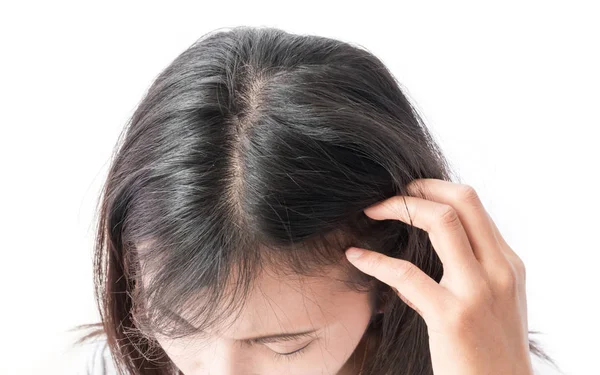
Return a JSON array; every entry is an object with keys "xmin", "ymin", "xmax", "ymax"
[{"xmin": 72, "ymin": 26, "xmax": 558, "ymax": 375}]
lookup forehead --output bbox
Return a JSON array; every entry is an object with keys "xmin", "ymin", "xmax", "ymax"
[
  {"xmin": 244, "ymin": 266, "xmax": 354, "ymax": 318},
  {"xmin": 165, "ymin": 264, "xmax": 369, "ymax": 342}
]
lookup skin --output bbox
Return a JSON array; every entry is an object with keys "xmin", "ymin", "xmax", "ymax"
[
  {"xmin": 345, "ymin": 178, "xmax": 535, "ymax": 375},
  {"xmin": 154, "ymin": 265, "xmax": 376, "ymax": 375}
]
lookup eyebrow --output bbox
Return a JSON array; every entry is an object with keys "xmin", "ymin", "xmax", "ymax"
[
  {"xmin": 239, "ymin": 329, "xmax": 319, "ymax": 344},
  {"xmin": 165, "ymin": 308, "xmax": 320, "ymax": 344}
]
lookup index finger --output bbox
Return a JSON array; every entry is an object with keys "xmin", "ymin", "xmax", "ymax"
[
  {"xmin": 345, "ymin": 247, "xmax": 448, "ymax": 320},
  {"xmin": 364, "ymin": 195, "xmax": 483, "ymax": 284}
]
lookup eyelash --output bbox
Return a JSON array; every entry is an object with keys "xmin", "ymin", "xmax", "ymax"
[{"xmin": 270, "ymin": 341, "xmax": 313, "ymax": 362}]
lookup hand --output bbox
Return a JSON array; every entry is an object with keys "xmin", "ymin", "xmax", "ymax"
[{"xmin": 345, "ymin": 179, "xmax": 534, "ymax": 375}]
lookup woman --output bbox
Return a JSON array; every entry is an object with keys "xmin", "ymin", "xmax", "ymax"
[{"xmin": 73, "ymin": 26, "xmax": 558, "ymax": 374}]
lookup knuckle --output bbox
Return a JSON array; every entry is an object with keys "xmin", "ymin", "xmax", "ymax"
[
  {"xmin": 512, "ymin": 253, "xmax": 527, "ymax": 281},
  {"xmin": 494, "ymin": 263, "xmax": 519, "ymax": 294},
  {"xmin": 437, "ymin": 204, "xmax": 462, "ymax": 229},
  {"xmin": 457, "ymin": 184, "xmax": 481, "ymax": 206}
]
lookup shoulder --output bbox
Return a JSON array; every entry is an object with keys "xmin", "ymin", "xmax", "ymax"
[{"xmin": 58, "ymin": 332, "xmax": 118, "ymax": 375}]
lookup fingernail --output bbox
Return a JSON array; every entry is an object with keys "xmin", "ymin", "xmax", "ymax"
[{"xmin": 345, "ymin": 247, "xmax": 364, "ymax": 259}]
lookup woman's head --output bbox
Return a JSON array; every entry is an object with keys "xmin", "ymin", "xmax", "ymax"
[
  {"xmin": 146, "ymin": 258, "xmax": 375, "ymax": 374},
  {"xmin": 82, "ymin": 26, "xmax": 548, "ymax": 375}
]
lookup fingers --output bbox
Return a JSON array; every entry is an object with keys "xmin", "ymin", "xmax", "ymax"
[
  {"xmin": 404, "ymin": 179, "xmax": 517, "ymax": 277},
  {"xmin": 345, "ymin": 247, "xmax": 447, "ymax": 319},
  {"xmin": 485, "ymin": 211, "xmax": 527, "ymax": 282},
  {"xmin": 406, "ymin": 180, "xmax": 508, "ymax": 265},
  {"xmin": 363, "ymin": 194, "xmax": 483, "ymax": 285}
]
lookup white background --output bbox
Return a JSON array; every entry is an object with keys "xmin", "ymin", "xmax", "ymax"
[{"xmin": 0, "ymin": 1, "xmax": 598, "ymax": 374}]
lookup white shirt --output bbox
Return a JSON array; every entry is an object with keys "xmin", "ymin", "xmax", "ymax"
[{"xmin": 59, "ymin": 335, "xmax": 117, "ymax": 375}]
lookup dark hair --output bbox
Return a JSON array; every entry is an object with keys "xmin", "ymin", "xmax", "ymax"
[{"xmin": 74, "ymin": 25, "xmax": 558, "ymax": 374}]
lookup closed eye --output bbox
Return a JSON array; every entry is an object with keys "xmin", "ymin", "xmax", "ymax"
[
  {"xmin": 271, "ymin": 340, "xmax": 314, "ymax": 361},
  {"xmin": 274, "ymin": 340, "xmax": 313, "ymax": 356}
]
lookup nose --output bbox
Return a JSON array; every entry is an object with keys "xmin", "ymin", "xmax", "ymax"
[{"xmin": 201, "ymin": 340, "xmax": 253, "ymax": 375}]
